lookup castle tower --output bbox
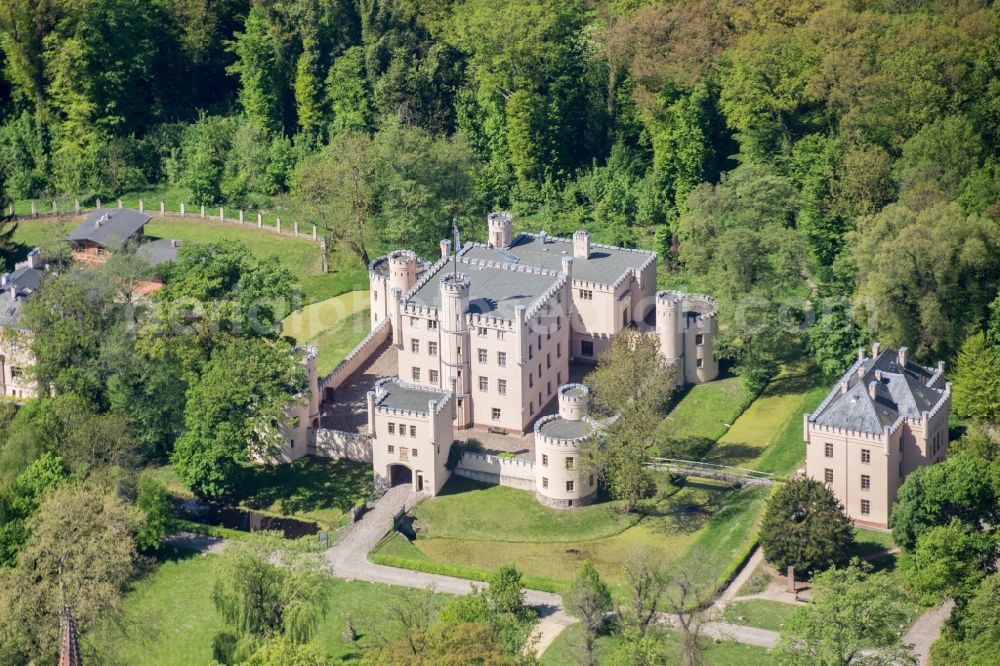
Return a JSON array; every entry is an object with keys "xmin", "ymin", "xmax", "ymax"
[
  {"xmin": 573, "ymin": 230, "xmax": 591, "ymax": 260},
  {"xmin": 534, "ymin": 384, "xmax": 598, "ymax": 508},
  {"xmin": 656, "ymin": 291, "xmax": 684, "ymax": 386},
  {"xmin": 387, "ymin": 250, "xmax": 419, "ymax": 295},
  {"xmin": 488, "ymin": 211, "xmax": 513, "ymax": 249},
  {"xmin": 439, "ymin": 272, "xmax": 472, "ymax": 427}
]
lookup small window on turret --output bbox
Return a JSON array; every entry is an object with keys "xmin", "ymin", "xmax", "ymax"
[{"xmin": 695, "ymin": 333, "xmax": 704, "ymax": 345}]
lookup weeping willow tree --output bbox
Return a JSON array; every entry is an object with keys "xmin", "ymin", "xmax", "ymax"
[{"xmin": 211, "ymin": 541, "xmax": 330, "ymax": 663}]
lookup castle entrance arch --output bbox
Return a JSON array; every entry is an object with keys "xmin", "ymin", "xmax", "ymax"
[{"xmin": 389, "ymin": 464, "xmax": 412, "ymax": 488}]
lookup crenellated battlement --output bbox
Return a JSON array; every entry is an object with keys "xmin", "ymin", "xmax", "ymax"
[{"xmin": 655, "ymin": 290, "xmax": 718, "ymax": 322}]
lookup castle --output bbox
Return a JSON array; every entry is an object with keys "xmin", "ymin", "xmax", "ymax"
[
  {"xmin": 331, "ymin": 212, "xmax": 720, "ymax": 506},
  {"xmin": 804, "ymin": 343, "xmax": 951, "ymax": 528}
]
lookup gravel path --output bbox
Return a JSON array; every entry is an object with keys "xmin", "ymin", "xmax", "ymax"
[{"xmin": 905, "ymin": 600, "xmax": 954, "ymax": 665}]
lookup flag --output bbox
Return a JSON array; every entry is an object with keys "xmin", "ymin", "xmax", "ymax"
[{"xmin": 452, "ymin": 217, "xmax": 461, "ymax": 251}]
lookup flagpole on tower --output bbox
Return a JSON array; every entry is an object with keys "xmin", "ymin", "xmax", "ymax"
[{"xmin": 452, "ymin": 215, "xmax": 460, "ymax": 279}]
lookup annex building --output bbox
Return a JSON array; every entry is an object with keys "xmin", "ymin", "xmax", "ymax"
[
  {"xmin": 804, "ymin": 343, "xmax": 951, "ymax": 528},
  {"xmin": 290, "ymin": 212, "xmax": 721, "ymax": 507}
]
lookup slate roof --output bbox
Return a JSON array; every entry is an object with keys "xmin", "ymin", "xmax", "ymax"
[
  {"xmin": 376, "ymin": 378, "xmax": 449, "ymax": 415},
  {"xmin": 0, "ymin": 259, "xmax": 47, "ymax": 329},
  {"xmin": 69, "ymin": 208, "xmax": 151, "ymax": 249},
  {"xmin": 811, "ymin": 349, "xmax": 945, "ymax": 435},
  {"xmin": 406, "ymin": 258, "xmax": 562, "ymax": 321},
  {"xmin": 538, "ymin": 417, "xmax": 595, "ymax": 440},
  {"xmin": 135, "ymin": 238, "xmax": 181, "ymax": 266},
  {"xmin": 459, "ymin": 232, "xmax": 654, "ymax": 286}
]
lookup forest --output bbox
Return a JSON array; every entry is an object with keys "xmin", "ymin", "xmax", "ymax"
[{"xmin": 2, "ymin": 0, "xmax": 1000, "ymax": 663}]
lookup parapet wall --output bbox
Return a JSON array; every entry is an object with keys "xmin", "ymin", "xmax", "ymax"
[
  {"xmin": 454, "ymin": 452, "xmax": 536, "ymax": 491},
  {"xmin": 310, "ymin": 429, "xmax": 373, "ymax": 463},
  {"xmin": 322, "ymin": 318, "xmax": 390, "ymax": 392}
]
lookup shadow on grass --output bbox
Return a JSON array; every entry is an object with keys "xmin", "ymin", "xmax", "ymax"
[
  {"xmin": 239, "ymin": 457, "xmax": 370, "ymax": 516},
  {"xmin": 705, "ymin": 442, "xmax": 760, "ymax": 466}
]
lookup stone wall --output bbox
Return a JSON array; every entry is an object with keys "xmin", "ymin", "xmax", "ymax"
[
  {"xmin": 322, "ymin": 318, "xmax": 391, "ymax": 392},
  {"xmin": 454, "ymin": 452, "xmax": 536, "ymax": 491},
  {"xmin": 310, "ymin": 429, "xmax": 373, "ymax": 463}
]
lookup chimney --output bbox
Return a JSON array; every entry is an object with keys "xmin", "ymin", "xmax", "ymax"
[
  {"xmin": 440, "ymin": 238, "xmax": 451, "ymax": 259},
  {"xmin": 1, "ymin": 274, "xmax": 7, "ymax": 287},
  {"xmin": 937, "ymin": 360, "xmax": 945, "ymax": 373},
  {"xmin": 871, "ymin": 341, "xmax": 881, "ymax": 357},
  {"xmin": 26, "ymin": 249, "xmax": 38, "ymax": 269},
  {"xmin": 857, "ymin": 347, "xmax": 865, "ymax": 362},
  {"xmin": 573, "ymin": 230, "xmax": 591, "ymax": 260},
  {"xmin": 561, "ymin": 256, "xmax": 573, "ymax": 278},
  {"xmin": 868, "ymin": 381, "xmax": 877, "ymax": 400},
  {"xmin": 840, "ymin": 380, "xmax": 849, "ymax": 394},
  {"xmin": 897, "ymin": 346, "xmax": 908, "ymax": 368},
  {"xmin": 857, "ymin": 365, "xmax": 865, "ymax": 377},
  {"xmin": 9, "ymin": 285, "xmax": 16, "ymax": 299}
]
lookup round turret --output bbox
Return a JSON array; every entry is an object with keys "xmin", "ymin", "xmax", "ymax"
[
  {"xmin": 655, "ymin": 290, "xmax": 718, "ymax": 386},
  {"xmin": 534, "ymin": 383, "xmax": 599, "ymax": 509},
  {"xmin": 558, "ymin": 383, "xmax": 589, "ymax": 421},
  {"xmin": 488, "ymin": 211, "xmax": 513, "ymax": 248},
  {"xmin": 388, "ymin": 250, "xmax": 419, "ymax": 295}
]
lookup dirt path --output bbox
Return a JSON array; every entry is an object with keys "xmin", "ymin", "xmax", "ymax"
[{"xmin": 905, "ymin": 600, "xmax": 954, "ymax": 665}]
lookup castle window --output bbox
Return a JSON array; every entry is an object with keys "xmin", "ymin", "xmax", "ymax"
[
  {"xmin": 566, "ymin": 480, "xmax": 575, "ymax": 492},
  {"xmin": 861, "ymin": 475, "xmax": 870, "ymax": 490},
  {"xmin": 824, "ymin": 468, "xmax": 833, "ymax": 485},
  {"xmin": 696, "ymin": 357, "xmax": 704, "ymax": 368},
  {"xmin": 589, "ymin": 474, "xmax": 595, "ymax": 486},
  {"xmin": 542, "ymin": 454, "xmax": 548, "ymax": 466},
  {"xmin": 623, "ymin": 309, "xmax": 627, "ymax": 326},
  {"xmin": 479, "ymin": 376, "xmax": 488, "ymax": 392},
  {"xmin": 498, "ymin": 352, "xmax": 507, "ymax": 367},
  {"xmin": 566, "ymin": 457, "xmax": 575, "ymax": 470},
  {"xmin": 429, "ymin": 369, "xmax": 439, "ymax": 384},
  {"xmin": 410, "ymin": 425, "xmax": 417, "ymax": 437},
  {"xmin": 579, "ymin": 289, "xmax": 593, "ymax": 301},
  {"xmin": 547, "ymin": 353, "xmax": 551, "ymax": 368},
  {"xmin": 428, "ymin": 320, "xmax": 438, "ymax": 330},
  {"xmin": 557, "ymin": 371, "xmax": 562, "ymax": 384},
  {"xmin": 411, "ymin": 339, "xmax": 420, "ymax": 353},
  {"xmin": 557, "ymin": 343, "xmax": 561, "ymax": 357},
  {"xmin": 529, "ymin": 373, "xmax": 533, "ymax": 388},
  {"xmin": 538, "ymin": 335, "xmax": 542, "ymax": 349},
  {"xmin": 412, "ymin": 448, "xmax": 418, "ymax": 458},
  {"xmin": 498, "ymin": 379, "xmax": 507, "ymax": 395},
  {"xmin": 412, "ymin": 367, "xmax": 421, "ymax": 382},
  {"xmin": 428, "ymin": 341, "xmax": 438, "ymax": 356},
  {"xmin": 530, "ymin": 401, "xmax": 534, "ymax": 413},
  {"xmin": 861, "ymin": 499, "xmax": 871, "ymax": 516},
  {"xmin": 478, "ymin": 327, "xmax": 487, "ymax": 337},
  {"xmin": 861, "ymin": 449, "xmax": 871, "ymax": 464},
  {"xmin": 388, "ymin": 445, "xmax": 394, "ymax": 453},
  {"xmin": 410, "ymin": 317, "xmax": 418, "ymax": 327},
  {"xmin": 374, "ymin": 291, "xmax": 377, "ymax": 300},
  {"xmin": 695, "ymin": 333, "xmax": 704, "ymax": 346},
  {"xmin": 497, "ymin": 330, "xmax": 506, "ymax": 340},
  {"xmin": 528, "ymin": 344, "xmax": 533, "ymax": 360},
  {"xmin": 388, "ymin": 423, "xmax": 395, "ymax": 434},
  {"xmin": 581, "ymin": 340, "xmax": 594, "ymax": 357},
  {"xmin": 478, "ymin": 348, "xmax": 487, "ymax": 363},
  {"xmin": 492, "ymin": 408, "xmax": 501, "ymax": 420},
  {"xmin": 542, "ymin": 477, "xmax": 548, "ymax": 489},
  {"xmin": 825, "ymin": 442, "xmax": 834, "ymax": 458}
]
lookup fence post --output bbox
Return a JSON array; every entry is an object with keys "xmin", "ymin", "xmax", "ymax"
[
  {"xmin": 160, "ymin": 201, "xmax": 165, "ymax": 217},
  {"xmin": 257, "ymin": 212, "xmax": 262, "ymax": 228},
  {"xmin": 118, "ymin": 198, "xmax": 123, "ymax": 209},
  {"xmin": 312, "ymin": 224, "xmax": 317, "ymax": 240},
  {"xmin": 180, "ymin": 203, "xmax": 185, "ymax": 216},
  {"xmin": 139, "ymin": 199, "xmax": 144, "ymax": 213},
  {"xmin": 52, "ymin": 201, "xmax": 57, "ymax": 215},
  {"xmin": 239, "ymin": 209, "xmax": 244, "ymax": 224},
  {"xmin": 200, "ymin": 205, "xmax": 205, "ymax": 218},
  {"xmin": 75, "ymin": 200, "xmax": 80, "ymax": 215},
  {"xmin": 293, "ymin": 220, "xmax": 298, "ymax": 235},
  {"xmin": 8, "ymin": 204, "xmax": 13, "ymax": 220},
  {"xmin": 96, "ymin": 198, "xmax": 102, "ymax": 209},
  {"xmin": 30, "ymin": 202, "xmax": 36, "ymax": 219},
  {"xmin": 276, "ymin": 217, "xmax": 281, "ymax": 233},
  {"xmin": 219, "ymin": 207, "xmax": 224, "ymax": 221}
]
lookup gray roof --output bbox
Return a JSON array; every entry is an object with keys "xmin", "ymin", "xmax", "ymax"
[
  {"xmin": 812, "ymin": 349, "xmax": 945, "ymax": 435},
  {"xmin": 69, "ymin": 208, "xmax": 151, "ymax": 248},
  {"xmin": 406, "ymin": 258, "xmax": 562, "ymax": 320},
  {"xmin": 135, "ymin": 238, "xmax": 180, "ymax": 266},
  {"xmin": 539, "ymin": 417, "xmax": 595, "ymax": 440},
  {"xmin": 0, "ymin": 265, "xmax": 46, "ymax": 328},
  {"xmin": 460, "ymin": 233, "xmax": 654, "ymax": 286},
  {"xmin": 376, "ymin": 379, "xmax": 449, "ymax": 415}
]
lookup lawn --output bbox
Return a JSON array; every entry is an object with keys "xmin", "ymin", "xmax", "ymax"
[
  {"xmin": 540, "ymin": 622, "xmax": 778, "ymax": 666},
  {"xmin": 147, "ymin": 457, "xmax": 372, "ymax": 531},
  {"xmin": 654, "ymin": 375, "xmax": 752, "ymax": 458},
  {"xmin": 723, "ymin": 599, "xmax": 798, "ymax": 632},
  {"xmin": 280, "ymin": 290, "xmax": 371, "ymax": 375},
  {"xmin": 375, "ymin": 476, "xmax": 768, "ymax": 597},
  {"xmin": 86, "ymin": 549, "xmax": 451, "ymax": 664},
  {"xmin": 9, "ymin": 216, "xmax": 369, "ymax": 305}
]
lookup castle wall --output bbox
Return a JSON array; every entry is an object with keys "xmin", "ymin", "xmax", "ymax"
[
  {"xmin": 454, "ymin": 452, "xmax": 536, "ymax": 490},
  {"xmin": 310, "ymin": 429, "xmax": 374, "ymax": 463}
]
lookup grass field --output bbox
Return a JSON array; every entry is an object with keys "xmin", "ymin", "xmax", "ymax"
[
  {"xmin": 280, "ymin": 290, "xmax": 371, "ymax": 375},
  {"xmin": 655, "ymin": 375, "xmax": 753, "ymax": 458},
  {"xmin": 375, "ymin": 476, "xmax": 767, "ymax": 596},
  {"xmin": 148, "ymin": 458, "xmax": 371, "ymax": 531},
  {"xmin": 85, "ymin": 550, "xmax": 450, "ymax": 664},
  {"xmin": 723, "ymin": 599, "xmax": 798, "ymax": 632},
  {"xmin": 9, "ymin": 216, "xmax": 369, "ymax": 305},
  {"xmin": 540, "ymin": 622, "xmax": 779, "ymax": 666}
]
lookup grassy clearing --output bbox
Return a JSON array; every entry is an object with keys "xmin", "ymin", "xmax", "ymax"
[
  {"xmin": 9, "ymin": 216, "xmax": 369, "ymax": 305},
  {"xmin": 737, "ymin": 562, "xmax": 774, "ymax": 596},
  {"xmin": 378, "ymin": 476, "xmax": 766, "ymax": 597},
  {"xmin": 655, "ymin": 375, "xmax": 752, "ymax": 457},
  {"xmin": 148, "ymin": 458, "xmax": 371, "ymax": 531},
  {"xmin": 540, "ymin": 622, "xmax": 778, "ymax": 666},
  {"xmin": 723, "ymin": 599, "xmax": 798, "ymax": 632},
  {"xmin": 280, "ymin": 290, "xmax": 371, "ymax": 375},
  {"xmin": 86, "ymin": 550, "xmax": 450, "ymax": 664}
]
